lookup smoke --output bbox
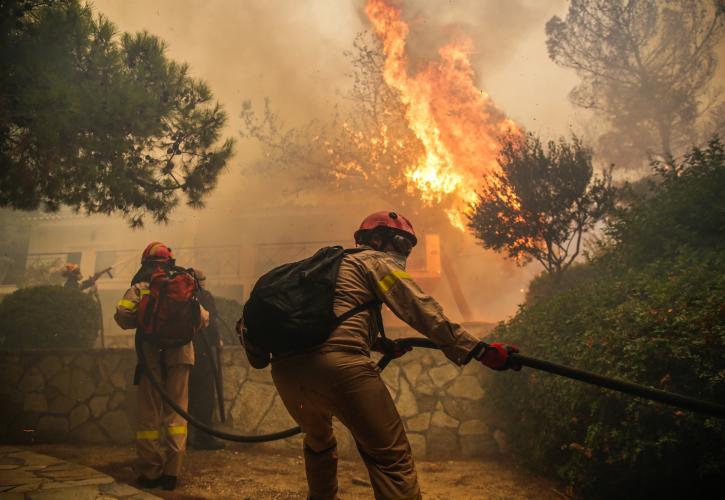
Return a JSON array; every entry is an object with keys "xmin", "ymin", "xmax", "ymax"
[
  {"xmin": 93, "ymin": 1, "xmax": 363, "ymax": 128},
  {"xmin": 372, "ymin": 1, "xmax": 562, "ymax": 72},
  {"xmin": 71, "ymin": 0, "xmax": 579, "ymax": 320}
]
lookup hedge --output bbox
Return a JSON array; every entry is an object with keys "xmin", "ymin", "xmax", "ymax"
[
  {"xmin": 483, "ymin": 138, "xmax": 725, "ymax": 498},
  {"xmin": 0, "ymin": 286, "xmax": 100, "ymax": 349}
]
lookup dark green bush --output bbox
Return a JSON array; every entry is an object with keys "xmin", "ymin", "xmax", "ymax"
[
  {"xmin": 0, "ymin": 286, "xmax": 100, "ymax": 349},
  {"xmin": 525, "ymin": 262, "xmax": 598, "ymax": 304},
  {"xmin": 214, "ymin": 296, "xmax": 243, "ymax": 346},
  {"xmin": 605, "ymin": 138, "xmax": 725, "ymax": 264},
  {"xmin": 486, "ymin": 138, "xmax": 725, "ymax": 498}
]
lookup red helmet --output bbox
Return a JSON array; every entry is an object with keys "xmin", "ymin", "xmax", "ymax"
[
  {"xmin": 141, "ymin": 241, "xmax": 174, "ymax": 264},
  {"xmin": 354, "ymin": 211, "xmax": 417, "ymax": 246}
]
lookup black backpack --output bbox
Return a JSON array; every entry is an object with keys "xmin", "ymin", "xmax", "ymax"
[{"xmin": 242, "ymin": 246, "xmax": 379, "ymax": 354}]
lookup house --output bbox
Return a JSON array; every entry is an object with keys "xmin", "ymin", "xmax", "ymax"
[{"xmin": 1, "ymin": 202, "xmax": 487, "ymax": 348}]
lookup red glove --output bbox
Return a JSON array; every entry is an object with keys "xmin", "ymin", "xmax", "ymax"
[
  {"xmin": 476, "ymin": 342, "xmax": 521, "ymax": 371},
  {"xmin": 372, "ymin": 338, "xmax": 412, "ymax": 359}
]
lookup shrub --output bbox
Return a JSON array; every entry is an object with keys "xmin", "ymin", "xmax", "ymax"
[
  {"xmin": 484, "ymin": 138, "xmax": 725, "ymax": 498},
  {"xmin": 0, "ymin": 286, "xmax": 100, "ymax": 349},
  {"xmin": 606, "ymin": 136, "xmax": 725, "ymax": 263},
  {"xmin": 525, "ymin": 262, "xmax": 598, "ymax": 304}
]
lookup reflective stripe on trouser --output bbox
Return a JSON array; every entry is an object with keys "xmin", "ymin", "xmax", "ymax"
[
  {"xmin": 136, "ymin": 352, "xmax": 190, "ymax": 479},
  {"xmin": 272, "ymin": 350, "xmax": 421, "ymax": 500}
]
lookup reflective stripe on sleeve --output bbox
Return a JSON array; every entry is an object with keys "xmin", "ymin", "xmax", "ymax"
[
  {"xmin": 377, "ymin": 270, "xmax": 412, "ymax": 294},
  {"xmin": 140, "ymin": 289, "xmax": 151, "ymax": 296},
  {"xmin": 118, "ymin": 299, "xmax": 137, "ymax": 311},
  {"xmin": 167, "ymin": 425, "xmax": 187, "ymax": 436},
  {"xmin": 136, "ymin": 430, "xmax": 160, "ymax": 440}
]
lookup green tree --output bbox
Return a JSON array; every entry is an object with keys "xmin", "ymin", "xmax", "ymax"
[
  {"xmin": 0, "ymin": 0, "xmax": 234, "ymax": 227},
  {"xmin": 468, "ymin": 133, "xmax": 614, "ymax": 279},
  {"xmin": 546, "ymin": 0, "xmax": 724, "ymax": 167}
]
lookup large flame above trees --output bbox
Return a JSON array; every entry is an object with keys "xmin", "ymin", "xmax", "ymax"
[{"xmin": 365, "ymin": 0, "xmax": 520, "ymax": 230}]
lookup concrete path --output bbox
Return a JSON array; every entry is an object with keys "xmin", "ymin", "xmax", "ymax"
[{"xmin": 0, "ymin": 446, "xmax": 159, "ymax": 499}]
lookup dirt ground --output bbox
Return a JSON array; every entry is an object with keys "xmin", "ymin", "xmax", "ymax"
[{"xmin": 27, "ymin": 443, "xmax": 566, "ymax": 500}]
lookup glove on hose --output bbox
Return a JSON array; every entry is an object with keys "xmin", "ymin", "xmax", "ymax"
[{"xmin": 476, "ymin": 342, "xmax": 521, "ymax": 371}]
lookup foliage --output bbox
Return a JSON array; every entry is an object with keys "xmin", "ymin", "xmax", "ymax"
[
  {"xmin": 524, "ymin": 262, "xmax": 598, "ymax": 305},
  {"xmin": 214, "ymin": 296, "xmax": 243, "ymax": 346},
  {"xmin": 0, "ymin": 285, "xmax": 100, "ymax": 349},
  {"xmin": 241, "ymin": 34, "xmax": 422, "ymax": 200},
  {"xmin": 468, "ymin": 133, "xmax": 615, "ymax": 278},
  {"xmin": 0, "ymin": 0, "xmax": 234, "ymax": 227},
  {"xmin": 484, "ymin": 138, "xmax": 725, "ymax": 498},
  {"xmin": 546, "ymin": 0, "xmax": 724, "ymax": 166},
  {"xmin": 606, "ymin": 136, "xmax": 725, "ymax": 263}
]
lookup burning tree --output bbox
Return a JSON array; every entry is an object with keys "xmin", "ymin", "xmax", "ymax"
[
  {"xmin": 468, "ymin": 133, "xmax": 615, "ymax": 279},
  {"xmin": 0, "ymin": 0, "xmax": 234, "ymax": 227},
  {"xmin": 546, "ymin": 0, "xmax": 724, "ymax": 167},
  {"xmin": 241, "ymin": 0, "xmax": 519, "ymax": 235},
  {"xmin": 241, "ymin": 33, "xmax": 425, "ymax": 214}
]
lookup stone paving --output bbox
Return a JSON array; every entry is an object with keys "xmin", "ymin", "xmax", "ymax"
[{"xmin": 0, "ymin": 446, "xmax": 158, "ymax": 499}]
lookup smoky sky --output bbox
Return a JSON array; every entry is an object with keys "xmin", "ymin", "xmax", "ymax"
[
  {"xmin": 93, "ymin": 0, "xmax": 576, "ymax": 161},
  {"xmin": 80, "ymin": 0, "xmax": 585, "ymax": 320},
  {"xmin": 365, "ymin": 0, "xmax": 564, "ymax": 72}
]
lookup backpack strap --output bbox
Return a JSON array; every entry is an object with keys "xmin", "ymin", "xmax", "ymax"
[
  {"xmin": 331, "ymin": 247, "xmax": 380, "ymax": 327},
  {"xmin": 333, "ymin": 299, "xmax": 393, "ymax": 357},
  {"xmin": 334, "ymin": 299, "xmax": 380, "ymax": 327},
  {"xmin": 371, "ymin": 303, "xmax": 400, "ymax": 358},
  {"xmin": 371, "ymin": 303, "xmax": 387, "ymax": 340}
]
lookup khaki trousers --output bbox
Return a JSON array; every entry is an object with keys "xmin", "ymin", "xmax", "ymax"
[
  {"xmin": 272, "ymin": 350, "xmax": 421, "ymax": 500},
  {"xmin": 136, "ymin": 350, "xmax": 191, "ymax": 479}
]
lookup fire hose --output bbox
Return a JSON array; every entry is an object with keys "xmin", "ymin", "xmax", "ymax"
[
  {"xmin": 381, "ymin": 338, "xmax": 725, "ymax": 419},
  {"xmin": 136, "ymin": 335, "xmax": 725, "ymax": 445},
  {"xmin": 196, "ymin": 328, "xmax": 225, "ymax": 423},
  {"xmin": 136, "ymin": 333, "xmax": 300, "ymax": 442}
]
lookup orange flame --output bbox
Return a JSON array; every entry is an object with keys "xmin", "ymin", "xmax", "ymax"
[{"xmin": 365, "ymin": 0, "xmax": 520, "ymax": 230}]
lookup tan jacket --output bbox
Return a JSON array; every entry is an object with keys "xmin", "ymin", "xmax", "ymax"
[
  {"xmin": 115, "ymin": 281, "xmax": 209, "ymax": 366},
  {"xmin": 244, "ymin": 247, "xmax": 481, "ymax": 367}
]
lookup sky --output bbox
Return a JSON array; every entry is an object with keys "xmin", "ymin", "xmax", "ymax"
[{"xmin": 92, "ymin": 0, "xmax": 580, "ymax": 185}]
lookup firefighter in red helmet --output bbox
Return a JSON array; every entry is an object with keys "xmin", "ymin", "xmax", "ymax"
[
  {"xmin": 244, "ymin": 212, "xmax": 519, "ymax": 500},
  {"xmin": 140, "ymin": 241, "xmax": 175, "ymax": 264},
  {"xmin": 114, "ymin": 241, "xmax": 208, "ymax": 491}
]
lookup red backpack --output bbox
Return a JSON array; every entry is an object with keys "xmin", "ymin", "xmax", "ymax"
[{"xmin": 137, "ymin": 266, "xmax": 201, "ymax": 347}]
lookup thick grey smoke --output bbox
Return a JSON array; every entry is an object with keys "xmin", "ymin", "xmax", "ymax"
[{"xmin": 378, "ymin": 1, "xmax": 563, "ymax": 71}]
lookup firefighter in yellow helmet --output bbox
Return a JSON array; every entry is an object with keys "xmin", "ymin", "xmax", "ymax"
[
  {"xmin": 114, "ymin": 242, "xmax": 209, "ymax": 491},
  {"xmin": 243, "ymin": 212, "xmax": 520, "ymax": 500}
]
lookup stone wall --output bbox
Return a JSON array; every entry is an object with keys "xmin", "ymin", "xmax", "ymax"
[
  {"xmin": 2, "ymin": 340, "xmax": 506, "ymax": 459},
  {"xmin": 0, "ymin": 350, "xmax": 137, "ymax": 445}
]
